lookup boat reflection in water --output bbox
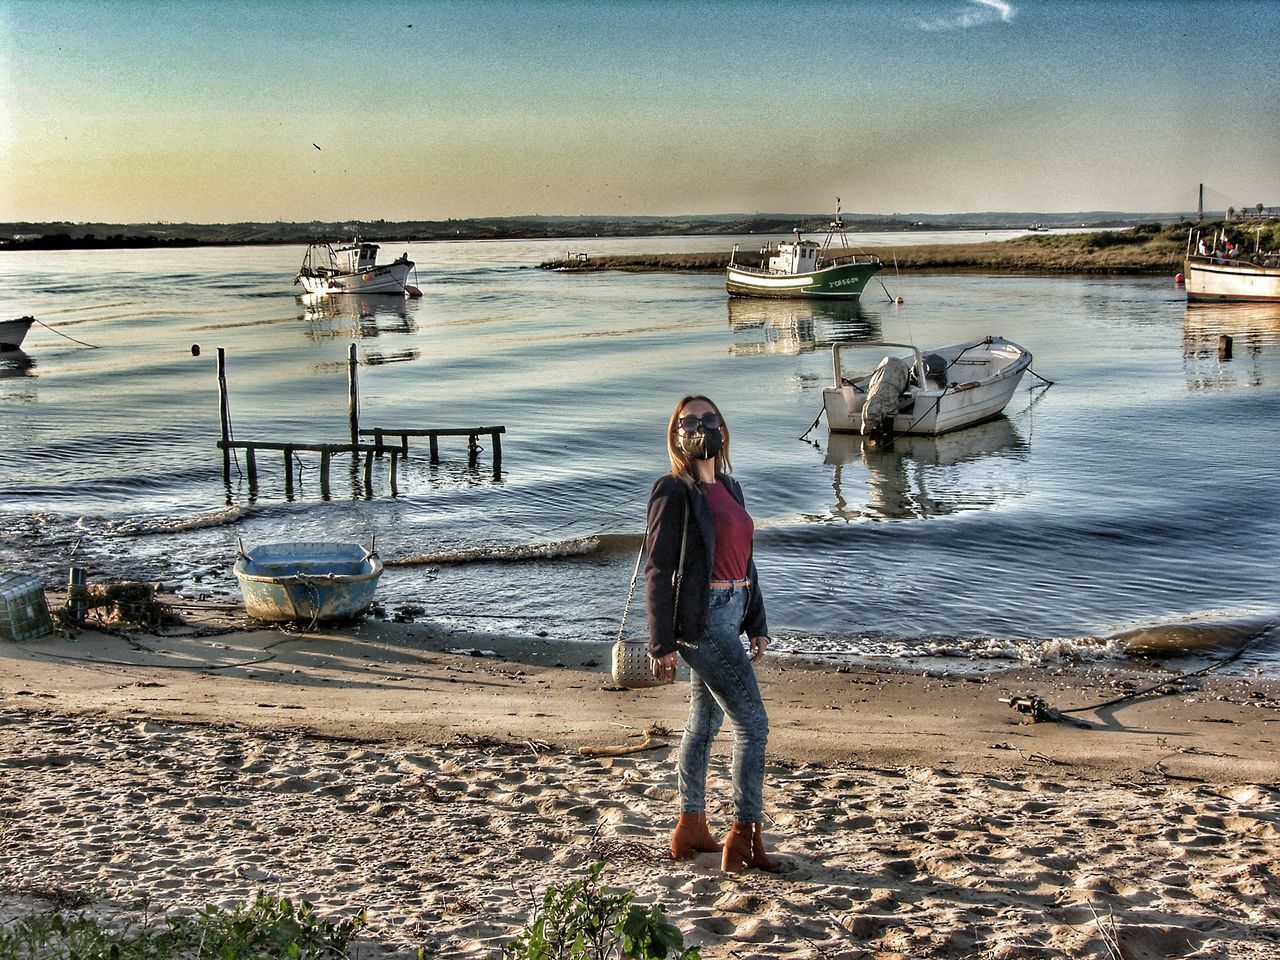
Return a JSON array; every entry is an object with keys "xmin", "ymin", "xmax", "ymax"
[
  {"xmin": 0, "ymin": 350, "xmax": 35, "ymax": 380},
  {"xmin": 823, "ymin": 417, "xmax": 1028, "ymax": 520},
  {"xmin": 300, "ymin": 293, "xmax": 420, "ymax": 340},
  {"xmin": 1183, "ymin": 301, "xmax": 1280, "ymax": 390},
  {"xmin": 728, "ymin": 297, "xmax": 881, "ymax": 356}
]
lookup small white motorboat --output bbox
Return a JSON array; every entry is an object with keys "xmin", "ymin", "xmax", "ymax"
[
  {"xmin": 823, "ymin": 336, "xmax": 1032, "ymax": 437},
  {"xmin": 1, "ymin": 316, "xmax": 35, "ymax": 351},
  {"xmin": 234, "ymin": 541, "xmax": 383, "ymax": 622},
  {"xmin": 294, "ymin": 239, "xmax": 419, "ymax": 297}
]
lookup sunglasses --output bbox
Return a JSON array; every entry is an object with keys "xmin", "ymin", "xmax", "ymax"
[{"xmin": 677, "ymin": 412, "xmax": 723, "ymax": 432}]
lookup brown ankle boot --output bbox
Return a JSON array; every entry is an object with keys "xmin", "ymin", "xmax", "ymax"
[
  {"xmin": 749, "ymin": 821, "xmax": 782, "ymax": 873},
  {"xmin": 722, "ymin": 820, "xmax": 782, "ymax": 873},
  {"xmin": 721, "ymin": 820, "xmax": 755, "ymax": 873},
  {"xmin": 670, "ymin": 812, "xmax": 720, "ymax": 859}
]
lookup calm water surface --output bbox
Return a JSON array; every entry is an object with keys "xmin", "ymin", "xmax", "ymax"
[{"xmin": 2, "ymin": 234, "xmax": 1277, "ymax": 675}]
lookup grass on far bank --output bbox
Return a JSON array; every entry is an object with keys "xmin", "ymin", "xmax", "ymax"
[{"xmin": 538, "ymin": 219, "xmax": 1280, "ymax": 276}]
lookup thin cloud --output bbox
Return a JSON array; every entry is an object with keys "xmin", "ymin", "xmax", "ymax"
[{"xmin": 916, "ymin": 0, "xmax": 1016, "ymax": 32}]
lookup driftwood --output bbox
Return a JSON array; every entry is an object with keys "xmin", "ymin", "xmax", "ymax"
[{"xmin": 579, "ymin": 725, "xmax": 669, "ymax": 758}]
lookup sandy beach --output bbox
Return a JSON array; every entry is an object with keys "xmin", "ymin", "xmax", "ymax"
[{"xmin": 2, "ymin": 604, "xmax": 1278, "ymax": 959}]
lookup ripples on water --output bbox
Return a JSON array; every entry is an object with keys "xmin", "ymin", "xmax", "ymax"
[{"xmin": 1, "ymin": 237, "xmax": 1277, "ymax": 676}]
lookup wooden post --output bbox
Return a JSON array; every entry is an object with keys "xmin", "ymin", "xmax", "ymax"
[
  {"xmin": 490, "ymin": 429, "xmax": 502, "ymax": 479},
  {"xmin": 284, "ymin": 447, "xmax": 294, "ymax": 499},
  {"xmin": 320, "ymin": 449, "xmax": 331, "ymax": 499},
  {"xmin": 348, "ymin": 343, "xmax": 359, "ymax": 448},
  {"xmin": 217, "ymin": 348, "xmax": 231, "ymax": 482},
  {"xmin": 1218, "ymin": 334, "xmax": 1233, "ymax": 360},
  {"xmin": 389, "ymin": 450, "xmax": 399, "ymax": 495},
  {"xmin": 245, "ymin": 447, "xmax": 258, "ymax": 490},
  {"xmin": 363, "ymin": 449, "xmax": 373, "ymax": 492},
  {"xmin": 400, "ymin": 433, "xmax": 409, "ymax": 457},
  {"xmin": 429, "ymin": 433, "xmax": 439, "ymax": 464},
  {"xmin": 468, "ymin": 433, "xmax": 479, "ymax": 467},
  {"xmin": 374, "ymin": 427, "xmax": 384, "ymax": 456}
]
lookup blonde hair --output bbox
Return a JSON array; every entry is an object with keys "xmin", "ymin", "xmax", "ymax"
[{"xmin": 666, "ymin": 394, "xmax": 732, "ymax": 485}]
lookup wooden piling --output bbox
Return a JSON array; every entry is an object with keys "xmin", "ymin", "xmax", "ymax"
[
  {"xmin": 348, "ymin": 343, "xmax": 359, "ymax": 447},
  {"xmin": 283, "ymin": 447, "xmax": 294, "ymax": 499},
  {"xmin": 320, "ymin": 450, "xmax": 331, "ymax": 499},
  {"xmin": 245, "ymin": 447, "xmax": 258, "ymax": 490},
  {"xmin": 389, "ymin": 450, "xmax": 399, "ymax": 495},
  {"xmin": 429, "ymin": 434, "xmax": 440, "ymax": 463},
  {"xmin": 491, "ymin": 429, "xmax": 502, "ymax": 479},
  {"xmin": 1218, "ymin": 334, "xmax": 1233, "ymax": 360},
  {"xmin": 217, "ymin": 348, "xmax": 231, "ymax": 482}
]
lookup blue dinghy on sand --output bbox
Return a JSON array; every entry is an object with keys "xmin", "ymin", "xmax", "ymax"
[{"xmin": 234, "ymin": 541, "xmax": 383, "ymax": 623}]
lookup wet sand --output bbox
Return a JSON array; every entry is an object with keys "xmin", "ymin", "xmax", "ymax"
[{"xmin": 2, "ymin": 611, "xmax": 1278, "ymax": 958}]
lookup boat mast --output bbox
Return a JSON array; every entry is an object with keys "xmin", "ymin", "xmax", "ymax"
[{"xmin": 1197, "ymin": 183, "xmax": 1203, "ymax": 222}]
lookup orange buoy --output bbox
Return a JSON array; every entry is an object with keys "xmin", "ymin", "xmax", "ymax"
[{"xmin": 1174, "ymin": 273, "xmax": 1185, "ymax": 285}]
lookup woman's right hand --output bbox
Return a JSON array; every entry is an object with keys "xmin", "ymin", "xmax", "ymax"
[{"xmin": 651, "ymin": 651, "xmax": 678, "ymax": 682}]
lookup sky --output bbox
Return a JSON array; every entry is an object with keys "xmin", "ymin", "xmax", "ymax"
[{"xmin": 1, "ymin": 0, "xmax": 1277, "ymax": 223}]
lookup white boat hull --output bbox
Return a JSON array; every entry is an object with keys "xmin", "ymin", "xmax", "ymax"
[
  {"xmin": 1184, "ymin": 257, "xmax": 1280, "ymax": 302},
  {"xmin": 823, "ymin": 337, "xmax": 1032, "ymax": 436},
  {"xmin": 0, "ymin": 316, "xmax": 34, "ymax": 350},
  {"xmin": 297, "ymin": 260, "xmax": 414, "ymax": 296}
]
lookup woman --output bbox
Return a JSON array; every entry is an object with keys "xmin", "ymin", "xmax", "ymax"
[{"xmin": 645, "ymin": 394, "xmax": 780, "ymax": 873}]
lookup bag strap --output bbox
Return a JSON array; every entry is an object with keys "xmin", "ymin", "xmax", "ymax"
[{"xmin": 617, "ymin": 494, "xmax": 688, "ymax": 645}]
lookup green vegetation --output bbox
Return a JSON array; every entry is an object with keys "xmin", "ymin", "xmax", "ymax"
[
  {"xmin": 0, "ymin": 892, "xmax": 367, "ymax": 960},
  {"xmin": 0, "ymin": 211, "xmax": 1212, "ymax": 250},
  {"xmin": 539, "ymin": 220, "xmax": 1280, "ymax": 276},
  {"xmin": 504, "ymin": 862, "xmax": 699, "ymax": 960}
]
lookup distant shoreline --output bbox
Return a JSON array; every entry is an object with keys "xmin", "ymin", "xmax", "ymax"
[
  {"xmin": 5, "ymin": 220, "xmax": 1273, "ymax": 276},
  {"xmin": 0, "ymin": 211, "xmax": 1206, "ymax": 252}
]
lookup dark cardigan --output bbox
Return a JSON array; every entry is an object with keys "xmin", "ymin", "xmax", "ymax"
[{"xmin": 644, "ymin": 472, "xmax": 768, "ymax": 658}]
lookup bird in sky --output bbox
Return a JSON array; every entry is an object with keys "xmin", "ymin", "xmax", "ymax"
[{"xmin": 313, "ymin": 143, "xmax": 321, "ymax": 151}]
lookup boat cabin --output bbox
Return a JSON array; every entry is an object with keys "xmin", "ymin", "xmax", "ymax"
[
  {"xmin": 333, "ymin": 242, "xmax": 381, "ymax": 274},
  {"xmin": 767, "ymin": 233, "xmax": 821, "ymax": 275}
]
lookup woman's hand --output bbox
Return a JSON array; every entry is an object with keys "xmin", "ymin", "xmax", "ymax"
[
  {"xmin": 651, "ymin": 651, "xmax": 678, "ymax": 682},
  {"xmin": 748, "ymin": 635, "xmax": 769, "ymax": 662}
]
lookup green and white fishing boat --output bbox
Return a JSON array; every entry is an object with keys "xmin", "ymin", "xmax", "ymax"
[{"xmin": 726, "ymin": 203, "xmax": 881, "ymax": 300}]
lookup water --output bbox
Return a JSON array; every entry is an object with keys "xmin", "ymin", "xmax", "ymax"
[{"xmin": 2, "ymin": 234, "xmax": 1277, "ymax": 675}]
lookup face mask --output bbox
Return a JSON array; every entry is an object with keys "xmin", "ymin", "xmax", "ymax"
[{"xmin": 680, "ymin": 427, "xmax": 723, "ymax": 461}]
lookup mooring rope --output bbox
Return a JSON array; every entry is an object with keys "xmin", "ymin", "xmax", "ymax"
[{"xmin": 31, "ymin": 318, "xmax": 99, "ymax": 349}]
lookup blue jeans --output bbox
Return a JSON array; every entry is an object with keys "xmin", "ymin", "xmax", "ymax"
[{"xmin": 677, "ymin": 584, "xmax": 769, "ymax": 823}]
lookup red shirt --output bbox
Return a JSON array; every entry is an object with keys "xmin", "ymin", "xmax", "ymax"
[{"xmin": 705, "ymin": 480, "xmax": 754, "ymax": 581}]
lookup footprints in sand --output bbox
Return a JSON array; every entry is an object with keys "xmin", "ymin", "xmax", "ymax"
[{"xmin": 1, "ymin": 708, "xmax": 1277, "ymax": 959}]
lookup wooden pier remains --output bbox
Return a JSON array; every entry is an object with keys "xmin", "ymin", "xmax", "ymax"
[{"xmin": 216, "ymin": 345, "xmax": 506, "ymax": 497}]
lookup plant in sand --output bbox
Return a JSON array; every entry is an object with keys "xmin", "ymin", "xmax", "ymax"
[
  {"xmin": 503, "ymin": 861, "xmax": 699, "ymax": 960},
  {"xmin": 0, "ymin": 892, "xmax": 367, "ymax": 959},
  {"xmin": 168, "ymin": 892, "xmax": 368, "ymax": 958}
]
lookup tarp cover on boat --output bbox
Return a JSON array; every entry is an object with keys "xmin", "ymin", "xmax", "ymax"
[{"xmin": 861, "ymin": 356, "xmax": 911, "ymax": 435}]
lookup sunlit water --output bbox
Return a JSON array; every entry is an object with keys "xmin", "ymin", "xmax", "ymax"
[{"xmin": 2, "ymin": 233, "xmax": 1277, "ymax": 676}]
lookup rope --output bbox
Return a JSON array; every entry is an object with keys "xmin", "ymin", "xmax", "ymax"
[
  {"xmin": 798, "ymin": 406, "xmax": 825, "ymax": 443},
  {"xmin": 31, "ymin": 318, "xmax": 99, "ymax": 349},
  {"xmin": 1058, "ymin": 642, "xmax": 1253, "ymax": 715}
]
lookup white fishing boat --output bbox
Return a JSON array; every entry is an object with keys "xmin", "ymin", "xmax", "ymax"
[
  {"xmin": 234, "ymin": 541, "xmax": 383, "ymax": 623},
  {"xmin": 1183, "ymin": 227, "xmax": 1280, "ymax": 302},
  {"xmin": 725, "ymin": 201, "xmax": 882, "ymax": 300},
  {"xmin": 294, "ymin": 239, "xmax": 419, "ymax": 297},
  {"xmin": 823, "ymin": 336, "xmax": 1032, "ymax": 437},
  {"xmin": 0, "ymin": 316, "xmax": 34, "ymax": 351}
]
